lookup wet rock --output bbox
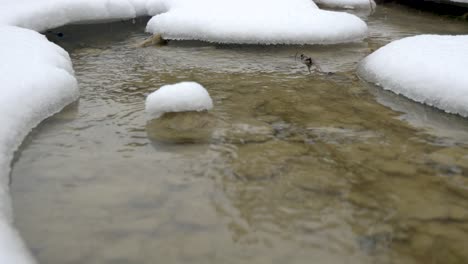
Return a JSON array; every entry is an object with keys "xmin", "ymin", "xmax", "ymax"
[
  {"xmin": 146, "ymin": 111, "xmax": 217, "ymax": 143},
  {"xmin": 137, "ymin": 34, "xmax": 168, "ymax": 47}
]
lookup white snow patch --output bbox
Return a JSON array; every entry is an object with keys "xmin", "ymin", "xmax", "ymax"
[
  {"xmin": 146, "ymin": 0, "xmax": 368, "ymax": 44},
  {"xmin": 314, "ymin": 0, "xmax": 376, "ymax": 9},
  {"xmin": 358, "ymin": 35, "xmax": 468, "ymax": 118},
  {"xmin": 0, "ymin": 25, "xmax": 79, "ymax": 264},
  {"xmin": 145, "ymin": 82, "xmax": 213, "ymax": 119}
]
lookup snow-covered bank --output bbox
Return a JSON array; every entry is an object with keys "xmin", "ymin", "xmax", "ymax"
[
  {"xmin": 0, "ymin": 25, "xmax": 79, "ymax": 263},
  {"xmin": 146, "ymin": 0, "xmax": 368, "ymax": 44},
  {"xmin": 0, "ymin": 0, "xmax": 146, "ymax": 32},
  {"xmin": 358, "ymin": 35, "xmax": 468, "ymax": 118}
]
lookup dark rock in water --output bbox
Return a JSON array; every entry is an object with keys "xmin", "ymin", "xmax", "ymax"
[
  {"xmin": 146, "ymin": 111, "xmax": 217, "ymax": 144},
  {"xmin": 138, "ymin": 34, "xmax": 169, "ymax": 47}
]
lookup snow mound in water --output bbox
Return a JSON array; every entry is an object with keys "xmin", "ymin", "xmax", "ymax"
[
  {"xmin": 358, "ymin": 35, "xmax": 468, "ymax": 118},
  {"xmin": 0, "ymin": 0, "xmax": 368, "ymax": 262},
  {"xmin": 0, "ymin": 25, "xmax": 79, "ymax": 264},
  {"xmin": 146, "ymin": 0, "xmax": 368, "ymax": 45},
  {"xmin": 0, "ymin": 0, "xmax": 146, "ymax": 32},
  {"xmin": 145, "ymin": 82, "xmax": 213, "ymax": 119},
  {"xmin": 314, "ymin": 0, "xmax": 376, "ymax": 9}
]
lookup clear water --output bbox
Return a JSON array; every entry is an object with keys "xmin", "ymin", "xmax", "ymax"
[{"xmin": 11, "ymin": 5, "xmax": 468, "ymax": 264}]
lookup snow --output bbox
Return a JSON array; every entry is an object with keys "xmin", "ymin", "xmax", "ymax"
[
  {"xmin": 146, "ymin": 0, "xmax": 368, "ymax": 45},
  {"xmin": 0, "ymin": 0, "xmax": 370, "ymax": 263},
  {"xmin": 0, "ymin": 25, "xmax": 79, "ymax": 264},
  {"xmin": 314, "ymin": 0, "xmax": 376, "ymax": 9},
  {"xmin": 0, "ymin": 0, "xmax": 369, "ymax": 45},
  {"xmin": 145, "ymin": 82, "xmax": 213, "ymax": 119},
  {"xmin": 0, "ymin": 221, "xmax": 36, "ymax": 264},
  {"xmin": 358, "ymin": 35, "xmax": 468, "ymax": 118}
]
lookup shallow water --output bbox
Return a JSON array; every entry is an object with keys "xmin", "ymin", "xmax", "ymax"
[{"xmin": 11, "ymin": 5, "xmax": 468, "ymax": 264}]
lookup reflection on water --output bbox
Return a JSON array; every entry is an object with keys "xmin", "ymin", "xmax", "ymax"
[{"xmin": 12, "ymin": 4, "xmax": 468, "ymax": 264}]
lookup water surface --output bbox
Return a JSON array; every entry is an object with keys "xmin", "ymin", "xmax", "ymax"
[{"xmin": 12, "ymin": 5, "xmax": 468, "ymax": 264}]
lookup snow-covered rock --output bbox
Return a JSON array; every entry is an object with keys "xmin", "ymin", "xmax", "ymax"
[
  {"xmin": 145, "ymin": 82, "xmax": 213, "ymax": 119},
  {"xmin": 314, "ymin": 0, "xmax": 376, "ymax": 10},
  {"xmin": 358, "ymin": 35, "xmax": 468, "ymax": 118},
  {"xmin": 146, "ymin": 0, "xmax": 368, "ymax": 45},
  {"xmin": 0, "ymin": 25, "xmax": 79, "ymax": 264}
]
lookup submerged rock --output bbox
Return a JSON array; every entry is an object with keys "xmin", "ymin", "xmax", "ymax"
[
  {"xmin": 146, "ymin": 111, "xmax": 217, "ymax": 143},
  {"xmin": 137, "ymin": 34, "xmax": 168, "ymax": 48}
]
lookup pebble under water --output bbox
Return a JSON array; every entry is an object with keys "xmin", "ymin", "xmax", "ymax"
[{"xmin": 11, "ymin": 5, "xmax": 468, "ymax": 264}]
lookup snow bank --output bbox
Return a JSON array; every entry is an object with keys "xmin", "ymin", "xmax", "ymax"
[
  {"xmin": 359, "ymin": 35, "xmax": 468, "ymax": 118},
  {"xmin": 0, "ymin": 0, "xmax": 154, "ymax": 32},
  {"xmin": 0, "ymin": 0, "xmax": 368, "ymax": 45},
  {"xmin": 146, "ymin": 0, "xmax": 368, "ymax": 44},
  {"xmin": 145, "ymin": 82, "xmax": 213, "ymax": 119},
  {"xmin": 0, "ymin": 25, "xmax": 79, "ymax": 263},
  {"xmin": 314, "ymin": 0, "xmax": 376, "ymax": 10}
]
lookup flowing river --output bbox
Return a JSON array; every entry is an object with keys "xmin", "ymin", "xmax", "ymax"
[{"xmin": 11, "ymin": 4, "xmax": 468, "ymax": 264}]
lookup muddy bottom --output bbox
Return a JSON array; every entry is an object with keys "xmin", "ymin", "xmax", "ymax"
[{"xmin": 11, "ymin": 5, "xmax": 468, "ymax": 264}]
